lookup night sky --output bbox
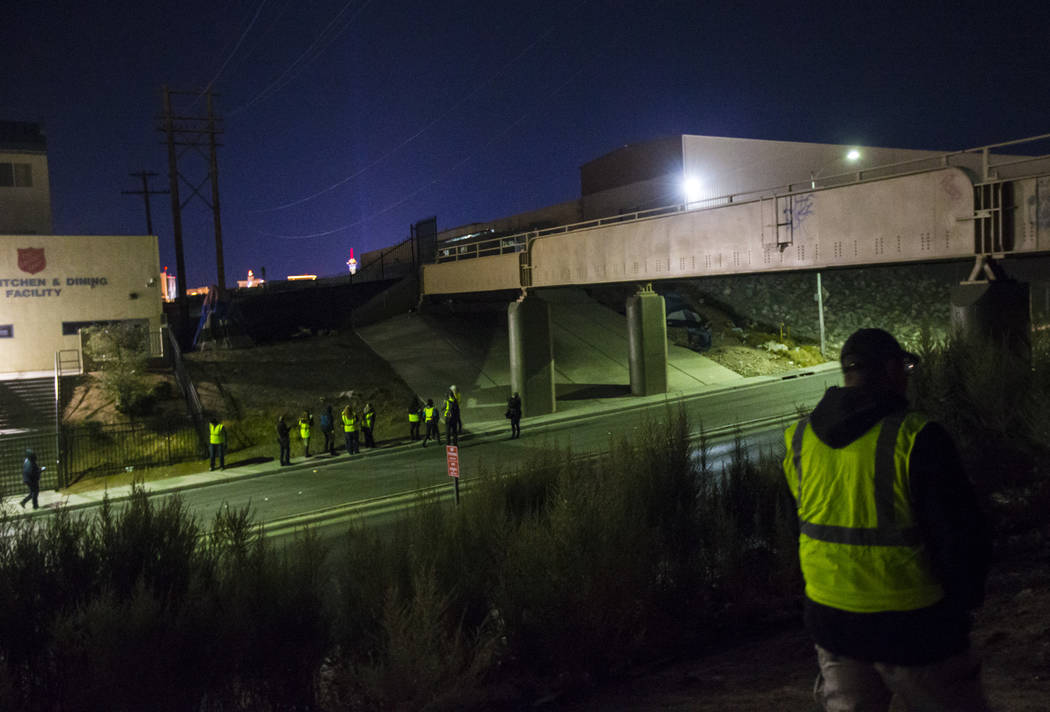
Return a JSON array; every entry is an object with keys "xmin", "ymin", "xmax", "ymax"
[{"xmin": 5, "ymin": 0, "xmax": 1050, "ymax": 288}]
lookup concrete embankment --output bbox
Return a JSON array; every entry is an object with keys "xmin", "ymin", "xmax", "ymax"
[{"xmin": 355, "ymin": 288, "xmax": 742, "ymax": 427}]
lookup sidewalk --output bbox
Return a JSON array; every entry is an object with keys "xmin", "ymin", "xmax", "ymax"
[{"xmin": 1, "ymin": 361, "xmax": 840, "ymax": 520}]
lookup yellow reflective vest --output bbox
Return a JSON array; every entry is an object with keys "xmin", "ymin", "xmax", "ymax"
[
  {"xmin": 423, "ymin": 405, "xmax": 436, "ymax": 422},
  {"xmin": 408, "ymin": 410, "xmax": 421, "ymax": 423},
  {"xmin": 209, "ymin": 422, "xmax": 225, "ymax": 444},
  {"xmin": 342, "ymin": 412, "xmax": 356, "ymax": 432},
  {"xmin": 783, "ymin": 411, "xmax": 945, "ymax": 613}
]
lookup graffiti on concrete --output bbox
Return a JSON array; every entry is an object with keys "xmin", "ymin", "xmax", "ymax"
[
  {"xmin": 940, "ymin": 173, "xmax": 963, "ymax": 201},
  {"xmin": 1028, "ymin": 177, "xmax": 1050, "ymax": 229},
  {"xmin": 790, "ymin": 194, "xmax": 814, "ymax": 229}
]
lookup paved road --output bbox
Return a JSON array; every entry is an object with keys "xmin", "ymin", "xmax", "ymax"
[{"xmin": 9, "ymin": 366, "xmax": 838, "ymax": 541}]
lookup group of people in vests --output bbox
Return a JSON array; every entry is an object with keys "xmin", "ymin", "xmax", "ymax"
[
  {"xmin": 269, "ymin": 383, "xmax": 521, "ymax": 462},
  {"xmin": 409, "ymin": 385, "xmax": 462, "ymax": 447},
  {"xmin": 276, "ymin": 399, "xmax": 378, "ymax": 462}
]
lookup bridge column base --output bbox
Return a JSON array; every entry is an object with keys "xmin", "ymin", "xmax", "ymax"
[
  {"xmin": 508, "ymin": 295, "xmax": 555, "ymax": 416},
  {"xmin": 951, "ymin": 278, "xmax": 1031, "ymax": 358},
  {"xmin": 627, "ymin": 285, "xmax": 668, "ymax": 396}
]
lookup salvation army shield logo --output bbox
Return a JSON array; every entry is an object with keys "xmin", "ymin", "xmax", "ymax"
[{"xmin": 18, "ymin": 248, "xmax": 46, "ymax": 274}]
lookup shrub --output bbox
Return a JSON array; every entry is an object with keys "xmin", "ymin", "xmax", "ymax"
[{"xmin": 82, "ymin": 322, "xmax": 154, "ymax": 415}]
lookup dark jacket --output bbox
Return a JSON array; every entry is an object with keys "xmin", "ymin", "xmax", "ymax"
[
  {"xmin": 797, "ymin": 385, "xmax": 990, "ymax": 665},
  {"xmin": 276, "ymin": 419, "xmax": 291, "ymax": 444},
  {"xmin": 23, "ymin": 455, "xmax": 41, "ymax": 485},
  {"xmin": 507, "ymin": 395, "xmax": 522, "ymax": 418}
]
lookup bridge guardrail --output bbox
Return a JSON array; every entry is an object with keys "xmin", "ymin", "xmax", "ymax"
[{"xmin": 433, "ymin": 131, "xmax": 1050, "ymax": 267}]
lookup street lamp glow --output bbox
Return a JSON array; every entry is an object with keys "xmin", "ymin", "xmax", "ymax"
[
  {"xmin": 682, "ymin": 175, "xmax": 703, "ymax": 205},
  {"xmin": 811, "ymin": 148, "xmax": 863, "ymax": 188}
]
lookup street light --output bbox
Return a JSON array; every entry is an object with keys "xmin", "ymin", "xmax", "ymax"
[
  {"xmin": 810, "ymin": 148, "xmax": 862, "ymax": 189},
  {"xmin": 682, "ymin": 175, "xmax": 704, "ymax": 206}
]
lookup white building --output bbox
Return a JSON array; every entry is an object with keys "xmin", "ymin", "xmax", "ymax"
[
  {"xmin": 0, "ymin": 121, "xmax": 162, "ymax": 376},
  {"xmin": 0, "ymin": 122, "xmax": 52, "ymax": 235},
  {"xmin": 0, "ymin": 234, "xmax": 164, "ymax": 375}
]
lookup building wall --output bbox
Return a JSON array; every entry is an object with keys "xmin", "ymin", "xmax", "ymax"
[
  {"xmin": 679, "ymin": 136, "xmax": 952, "ymax": 202},
  {"xmin": 437, "ymin": 199, "xmax": 582, "ymax": 244},
  {"xmin": 0, "ymin": 150, "xmax": 52, "ymax": 234},
  {"xmin": 0, "ymin": 235, "xmax": 162, "ymax": 375}
]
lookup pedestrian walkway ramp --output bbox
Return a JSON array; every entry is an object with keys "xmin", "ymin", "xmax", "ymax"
[{"xmin": 355, "ymin": 289, "xmax": 742, "ymax": 426}]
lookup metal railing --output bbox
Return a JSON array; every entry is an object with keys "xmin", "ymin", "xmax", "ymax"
[
  {"xmin": 432, "ymin": 132, "xmax": 1050, "ymax": 266},
  {"xmin": 56, "ymin": 349, "xmax": 82, "ymax": 376},
  {"xmin": 0, "ymin": 430, "xmax": 61, "ymax": 496},
  {"xmin": 61, "ymin": 421, "xmax": 201, "ymax": 485}
]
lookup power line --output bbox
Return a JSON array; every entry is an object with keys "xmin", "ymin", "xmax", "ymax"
[
  {"xmin": 251, "ymin": 0, "xmax": 586, "ymax": 214},
  {"xmin": 257, "ymin": 50, "xmax": 598, "ymax": 240},
  {"xmin": 121, "ymin": 171, "xmax": 170, "ymax": 235},
  {"xmin": 200, "ymin": 0, "xmax": 271, "ymax": 98},
  {"xmin": 228, "ymin": 0, "xmax": 373, "ymax": 118}
]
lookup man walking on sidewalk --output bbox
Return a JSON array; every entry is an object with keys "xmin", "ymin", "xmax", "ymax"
[{"xmin": 20, "ymin": 449, "xmax": 41, "ymax": 510}]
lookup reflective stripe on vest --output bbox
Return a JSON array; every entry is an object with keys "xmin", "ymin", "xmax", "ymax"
[
  {"xmin": 342, "ymin": 413, "xmax": 356, "ymax": 432},
  {"xmin": 424, "ymin": 406, "xmax": 436, "ymax": 421},
  {"xmin": 784, "ymin": 411, "xmax": 944, "ymax": 613},
  {"xmin": 209, "ymin": 423, "xmax": 225, "ymax": 444}
]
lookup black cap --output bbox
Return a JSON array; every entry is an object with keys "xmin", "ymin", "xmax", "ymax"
[{"xmin": 840, "ymin": 328, "xmax": 920, "ymax": 372}]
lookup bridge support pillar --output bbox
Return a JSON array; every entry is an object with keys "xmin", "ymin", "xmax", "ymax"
[
  {"xmin": 508, "ymin": 294, "xmax": 555, "ymax": 416},
  {"xmin": 626, "ymin": 284, "xmax": 667, "ymax": 396},
  {"xmin": 951, "ymin": 275, "xmax": 1030, "ymax": 358}
]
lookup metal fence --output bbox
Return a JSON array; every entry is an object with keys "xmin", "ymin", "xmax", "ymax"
[
  {"xmin": 0, "ymin": 422, "xmax": 204, "ymax": 498},
  {"xmin": 0, "ymin": 430, "xmax": 61, "ymax": 498},
  {"xmin": 60, "ymin": 421, "xmax": 202, "ymax": 486}
]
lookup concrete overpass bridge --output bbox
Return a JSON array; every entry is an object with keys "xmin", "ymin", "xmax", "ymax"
[{"xmin": 420, "ymin": 134, "xmax": 1050, "ymax": 415}]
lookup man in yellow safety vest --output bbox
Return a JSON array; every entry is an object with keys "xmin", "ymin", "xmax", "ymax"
[
  {"xmin": 342, "ymin": 404, "xmax": 359, "ymax": 455},
  {"xmin": 208, "ymin": 416, "xmax": 227, "ymax": 471},
  {"xmin": 421, "ymin": 398, "xmax": 440, "ymax": 447},
  {"xmin": 783, "ymin": 328, "xmax": 990, "ymax": 711},
  {"xmin": 408, "ymin": 397, "xmax": 422, "ymax": 441}
]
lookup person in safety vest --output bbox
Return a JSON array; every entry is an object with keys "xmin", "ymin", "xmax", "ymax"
[
  {"xmin": 298, "ymin": 410, "xmax": 313, "ymax": 457},
  {"xmin": 783, "ymin": 328, "xmax": 990, "ymax": 712},
  {"xmin": 208, "ymin": 416, "xmax": 227, "ymax": 471},
  {"xmin": 408, "ymin": 397, "xmax": 423, "ymax": 441},
  {"xmin": 341, "ymin": 404, "xmax": 359, "ymax": 455},
  {"xmin": 421, "ymin": 398, "xmax": 441, "ymax": 447},
  {"xmin": 443, "ymin": 385, "xmax": 462, "ymax": 446},
  {"xmin": 362, "ymin": 403, "xmax": 376, "ymax": 448}
]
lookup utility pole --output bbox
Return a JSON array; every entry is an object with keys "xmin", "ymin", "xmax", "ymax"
[
  {"xmin": 121, "ymin": 170, "xmax": 169, "ymax": 235},
  {"xmin": 207, "ymin": 92, "xmax": 226, "ymax": 294},
  {"xmin": 158, "ymin": 86, "xmax": 226, "ymax": 301},
  {"xmin": 161, "ymin": 86, "xmax": 190, "ymax": 339}
]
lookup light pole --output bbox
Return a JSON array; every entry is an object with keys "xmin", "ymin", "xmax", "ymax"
[
  {"xmin": 809, "ymin": 148, "xmax": 860, "ymax": 358},
  {"xmin": 810, "ymin": 148, "xmax": 862, "ymax": 189}
]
